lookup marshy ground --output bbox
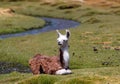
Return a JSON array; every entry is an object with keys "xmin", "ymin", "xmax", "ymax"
[{"xmin": 0, "ymin": 0, "xmax": 120, "ymax": 84}]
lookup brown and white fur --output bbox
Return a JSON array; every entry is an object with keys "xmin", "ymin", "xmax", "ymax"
[{"xmin": 29, "ymin": 29, "xmax": 72, "ymax": 75}]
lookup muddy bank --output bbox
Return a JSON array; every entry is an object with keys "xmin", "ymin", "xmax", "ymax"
[{"xmin": 0, "ymin": 62, "xmax": 31, "ymax": 74}]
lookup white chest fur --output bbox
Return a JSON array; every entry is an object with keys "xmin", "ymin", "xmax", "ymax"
[{"xmin": 63, "ymin": 49, "xmax": 69, "ymax": 68}]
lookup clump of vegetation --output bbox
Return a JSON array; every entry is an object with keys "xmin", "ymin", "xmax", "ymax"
[
  {"xmin": 113, "ymin": 9, "xmax": 120, "ymax": 15},
  {"xmin": 57, "ymin": 3, "xmax": 81, "ymax": 10},
  {"xmin": 84, "ymin": 17, "xmax": 101, "ymax": 24},
  {"xmin": 56, "ymin": 77, "xmax": 93, "ymax": 84},
  {"xmin": 0, "ymin": 72, "xmax": 32, "ymax": 84},
  {"xmin": 17, "ymin": 75, "xmax": 59, "ymax": 84}
]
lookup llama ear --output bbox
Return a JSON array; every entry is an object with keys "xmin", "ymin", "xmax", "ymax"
[
  {"xmin": 66, "ymin": 29, "xmax": 70, "ymax": 38},
  {"xmin": 56, "ymin": 30, "xmax": 61, "ymax": 37}
]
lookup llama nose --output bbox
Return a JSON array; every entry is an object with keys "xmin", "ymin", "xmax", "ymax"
[{"xmin": 58, "ymin": 42, "xmax": 62, "ymax": 45}]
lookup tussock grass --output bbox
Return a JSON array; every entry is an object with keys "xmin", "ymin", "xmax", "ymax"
[
  {"xmin": 17, "ymin": 75, "xmax": 59, "ymax": 84},
  {"xmin": 0, "ymin": 72, "xmax": 32, "ymax": 84},
  {"xmin": 57, "ymin": 3, "xmax": 81, "ymax": 10}
]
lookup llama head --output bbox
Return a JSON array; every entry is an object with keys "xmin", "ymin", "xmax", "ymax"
[{"xmin": 56, "ymin": 29, "xmax": 70, "ymax": 47}]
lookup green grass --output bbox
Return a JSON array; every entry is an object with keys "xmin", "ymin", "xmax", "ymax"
[
  {"xmin": 0, "ymin": 1, "xmax": 120, "ymax": 84},
  {"xmin": 0, "ymin": 27, "xmax": 119, "ymax": 68},
  {"xmin": 0, "ymin": 67, "xmax": 119, "ymax": 84},
  {"xmin": 0, "ymin": 72, "xmax": 32, "ymax": 84},
  {"xmin": 0, "ymin": 12, "xmax": 45, "ymax": 35}
]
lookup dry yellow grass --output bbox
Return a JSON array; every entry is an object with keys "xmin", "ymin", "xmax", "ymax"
[{"xmin": 0, "ymin": 8, "xmax": 14, "ymax": 16}]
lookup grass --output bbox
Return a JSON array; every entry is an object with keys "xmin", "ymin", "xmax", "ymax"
[
  {"xmin": 20, "ymin": 66, "xmax": 120, "ymax": 84},
  {"xmin": 0, "ymin": 67, "xmax": 118, "ymax": 84},
  {"xmin": 0, "ymin": 1, "xmax": 120, "ymax": 84},
  {"xmin": 0, "ymin": 72, "xmax": 32, "ymax": 84},
  {"xmin": 0, "ymin": 10, "xmax": 45, "ymax": 35}
]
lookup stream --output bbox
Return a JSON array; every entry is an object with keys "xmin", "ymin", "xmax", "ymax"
[
  {"xmin": 0, "ymin": 17, "xmax": 80, "ymax": 39},
  {"xmin": 0, "ymin": 17, "xmax": 80, "ymax": 74}
]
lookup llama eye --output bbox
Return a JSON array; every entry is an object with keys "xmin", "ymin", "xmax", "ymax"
[{"xmin": 63, "ymin": 40, "xmax": 66, "ymax": 42}]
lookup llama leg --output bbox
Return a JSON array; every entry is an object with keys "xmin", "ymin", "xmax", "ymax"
[
  {"xmin": 55, "ymin": 69, "xmax": 66, "ymax": 75},
  {"xmin": 30, "ymin": 67, "xmax": 40, "ymax": 75},
  {"xmin": 33, "ymin": 65, "xmax": 40, "ymax": 75},
  {"xmin": 55, "ymin": 69, "xmax": 72, "ymax": 75},
  {"xmin": 39, "ymin": 65, "xmax": 45, "ymax": 74},
  {"xmin": 29, "ymin": 58, "xmax": 40, "ymax": 75}
]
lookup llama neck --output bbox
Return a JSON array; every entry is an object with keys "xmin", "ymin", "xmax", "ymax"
[{"xmin": 59, "ymin": 45, "xmax": 69, "ymax": 69}]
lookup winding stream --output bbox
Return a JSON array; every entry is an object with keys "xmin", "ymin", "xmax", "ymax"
[
  {"xmin": 0, "ymin": 17, "xmax": 80, "ymax": 39},
  {"xmin": 0, "ymin": 17, "xmax": 80, "ymax": 74}
]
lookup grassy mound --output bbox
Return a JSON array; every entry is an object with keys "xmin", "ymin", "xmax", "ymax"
[{"xmin": 0, "ymin": 8, "xmax": 45, "ymax": 35}]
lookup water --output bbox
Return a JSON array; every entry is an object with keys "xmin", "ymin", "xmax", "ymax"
[{"xmin": 0, "ymin": 17, "xmax": 80, "ymax": 39}]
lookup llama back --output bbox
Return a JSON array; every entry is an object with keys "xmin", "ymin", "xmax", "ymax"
[{"xmin": 29, "ymin": 54, "xmax": 62, "ymax": 74}]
